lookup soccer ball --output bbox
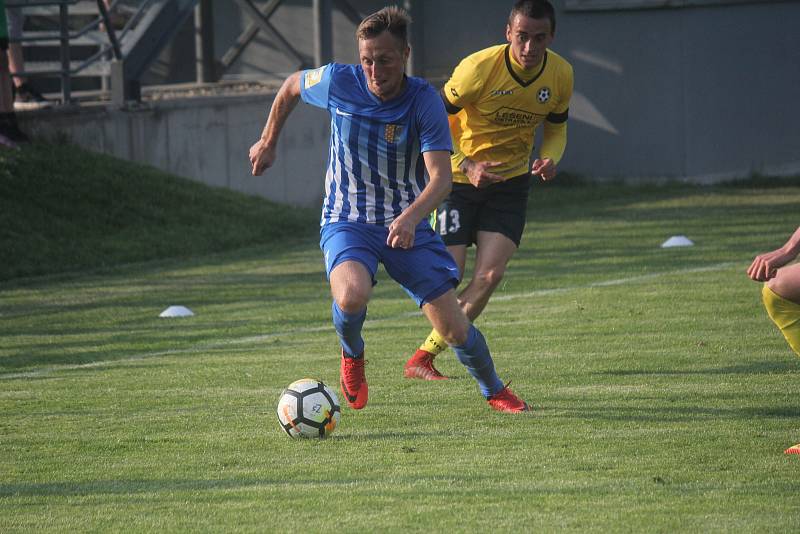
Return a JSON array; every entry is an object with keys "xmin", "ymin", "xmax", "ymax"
[{"xmin": 276, "ymin": 378, "xmax": 341, "ymax": 439}]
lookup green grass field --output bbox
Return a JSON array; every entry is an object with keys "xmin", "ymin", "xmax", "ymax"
[{"xmin": 2, "ymin": 146, "xmax": 799, "ymax": 531}]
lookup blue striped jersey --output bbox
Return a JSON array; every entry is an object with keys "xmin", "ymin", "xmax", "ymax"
[{"xmin": 300, "ymin": 63, "xmax": 452, "ymax": 227}]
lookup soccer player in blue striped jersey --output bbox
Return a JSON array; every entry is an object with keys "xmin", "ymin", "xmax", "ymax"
[{"xmin": 249, "ymin": 6, "xmax": 529, "ymax": 413}]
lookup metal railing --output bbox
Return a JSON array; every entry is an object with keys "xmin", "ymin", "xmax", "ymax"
[{"xmin": 6, "ymin": 0, "xmax": 162, "ymax": 105}]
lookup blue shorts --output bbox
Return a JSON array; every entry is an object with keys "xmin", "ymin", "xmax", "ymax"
[{"xmin": 320, "ymin": 220, "xmax": 459, "ymax": 307}]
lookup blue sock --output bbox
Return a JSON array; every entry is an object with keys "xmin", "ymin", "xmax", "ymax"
[
  {"xmin": 452, "ymin": 325, "xmax": 504, "ymax": 398},
  {"xmin": 332, "ymin": 301, "xmax": 366, "ymax": 358}
]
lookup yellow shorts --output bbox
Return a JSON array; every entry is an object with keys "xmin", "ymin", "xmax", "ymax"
[{"xmin": 762, "ymin": 285, "xmax": 800, "ymax": 357}]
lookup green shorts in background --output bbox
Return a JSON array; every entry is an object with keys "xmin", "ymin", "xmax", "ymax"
[{"xmin": 0, "ymin": 0, "xmax": 8, "ymax": 49}]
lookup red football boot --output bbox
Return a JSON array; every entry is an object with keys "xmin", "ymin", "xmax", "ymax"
[
  {"xmin": 403, "ymin": 349, "xmax": 447, "ymax": 380},
  {"xmin": 340, "ymin": 352, "xmax": 368, "ymax": 409},
  {"xmin": 487, "ymin": 383, "xmax": 529, "ymax": 413}
]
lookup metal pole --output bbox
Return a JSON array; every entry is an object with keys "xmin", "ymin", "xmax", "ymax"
[
  {"xmin": 97, "ymin": 0, "xmax": 123, "ymax": 59},
  {"xmin": 59, "ymin": 1, "xmax": 71, "ymax": 104},
  {"xmin": 194, "ymin": 0, "xmax": 215, "ymax": 83},
  {"xmin": 313, "ymin": 0, "xmax": 332, "ymax": 67},
  {"xmin": 404, "ymin": 0, "xmax": 422, "ymax": 77},
  {"xmin": 235, "ymin": 0, "xmax": 307, "ymax": 68},
  {"xmin": 220, "ymin": 0, "xmax": 283, "ymax": 72}
]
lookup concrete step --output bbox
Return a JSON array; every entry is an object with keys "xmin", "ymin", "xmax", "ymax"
[
  {"xmin": 20, "ymin": 1, "xmax": 100, "ymax": 17},
  {"xmin": 16, "ymin": 30, "xmax": 108, "ymax": 47},
  {"xmin": 21, "ymin": 0, "xmax": 138, "ymax": 18},
  {"xmin": 22, "ymin": 60, "xmax": 111, "ymax": 77}
]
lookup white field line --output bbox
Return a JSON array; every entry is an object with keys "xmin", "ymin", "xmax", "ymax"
[{"xmin": 2, "ymin": 261, "xmax": 736, "ymax": 380}]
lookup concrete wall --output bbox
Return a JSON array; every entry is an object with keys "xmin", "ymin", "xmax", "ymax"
[
  {"xmin": 21, "ymin": 94, "xmax": 331, "ymax": 207},
  {"xmin": 210, "ymin": 0, "xmax": 800, "ymax": 183},
  {"xmin": 18, "ymin": 0, "xmax": 800, "ymax": 208},
  {"xmin": 551, "ymin": 1, "xmax": 800, "ymax": 182}
]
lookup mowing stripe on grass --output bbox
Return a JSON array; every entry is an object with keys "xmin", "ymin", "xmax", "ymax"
[
  {"xmin": 492, "ymin": 261, "xmax": 738, "ymax": 301},
  {"xmin": 1, "ymin": 261, "xmax": 737, "ymax": 380}
]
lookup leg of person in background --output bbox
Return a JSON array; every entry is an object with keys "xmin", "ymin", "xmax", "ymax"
[
  {"xmin": 6, "ymin": 6, "xmax": 51, "ymax": 110},
  {"xmin": 762, "ymin": 263, "xmax": 800, "ymax": 358},
  {"xmin": 100, "ymin": 0, "xmax": 128, "ymax": 32},
  {"xmin": 406, "ymin": 232, "xmax": 518, "ymax": 379},
  {"xmin": 760, "ymin": 263, "xmax": 800, "ymax": 454},
  {"xmin": 0, "ymin": 2, "xmax": 29, "ymax": 148}
]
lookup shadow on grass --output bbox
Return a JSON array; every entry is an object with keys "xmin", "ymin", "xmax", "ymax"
[
  {"xmin": 546, "ymin": 404, "xmax": 800, "ymax": 422},
  {"xmin": 0, "ymin": 439, "xmax": 465, "ymax": 498},
  {"xmin": 597, "ymin": 360, "xmax": 797, "ymax": 376},
  {"xmin": 0, "ymin": 318, "xmax": 332, "ymax": 374},
  {"xmin": 0, "ymin": 477, "xmax": 364, "ymax": 498}
]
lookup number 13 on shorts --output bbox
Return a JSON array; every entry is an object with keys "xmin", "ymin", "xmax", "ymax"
[{"xmin": 436, "ymin": 208, "xmax": 461, "ymax": 236}]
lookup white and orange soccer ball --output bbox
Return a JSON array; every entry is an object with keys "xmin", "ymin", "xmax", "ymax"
[{"xmin": 276, "ymin": 378, "xmax": 341, "ymax": 439}]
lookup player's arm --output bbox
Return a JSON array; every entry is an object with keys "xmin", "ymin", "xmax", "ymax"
[
  {"xmin": 249, "ymin": 71, "xmax": 302, "ymax": 176},
  {"xmin": 387, "ymin": 150, "xmax": 452, "ymax": 249},
  {"xmin": 531, "ymin": 118, "xmax": 567, "ymax": 181},
  {"xmin": 439, "ymin": 89, "xmax": 504, "ymax": 188},
  {"xmin": 439, "ymin": 89, "xmax": 468, "ymax": 169},
  {"xmin": 441, "ymin": 58, "xmax": 505, "ymax": 188},
  {"xmin": 532, "ymin": 65, "xmax": 574, "ymax": 181},
  {"xmin": 748, "ymin": 226, "xmax": 800, "ymax": 281}
]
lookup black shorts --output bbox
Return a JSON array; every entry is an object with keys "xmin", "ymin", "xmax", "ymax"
[
  {"xmin": 434, "ymin": 173, "xmax": 531, "ymax": 247},
  {"xmin": 0, "ymin": 38, "xmax": 8, "ymax": 51}
]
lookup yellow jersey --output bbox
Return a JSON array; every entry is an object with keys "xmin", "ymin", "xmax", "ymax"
[{"xmin": 442, "ymin": 44, "xmax": 573, "ymax": 184}]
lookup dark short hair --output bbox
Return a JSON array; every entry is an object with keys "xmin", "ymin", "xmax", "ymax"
[
  {"xmin": 356, "ymin": 5, "xmax": 411, "ymax": 48},
  {"xmin": 509, "ymin": 0, "xmax": 556, "ymax": 33}
]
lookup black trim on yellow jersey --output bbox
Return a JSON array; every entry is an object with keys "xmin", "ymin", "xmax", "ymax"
[
  {"xmin": 546, "ymin": 109, "xmax": 569, "ymax": 123},
  {"xmin": 504, "ymin": 45, "xmax": 548, "ymax": 87},
  {"xmin": 440, "ymin": 88, "xmax": 462, "ymax": 115}
]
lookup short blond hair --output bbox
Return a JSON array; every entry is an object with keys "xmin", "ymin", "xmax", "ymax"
[{"xmin": 355, "ymin": 5, "xmax": 411, "ymax": 48}]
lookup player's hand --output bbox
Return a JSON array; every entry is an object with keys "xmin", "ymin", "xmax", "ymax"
[
  {"xmin": 249, "ymin": 139, "xmax": 276, "ymax": 176},
  {"xmin": 531, "ymin": 158, "xmax": 556, "ymax": 181},
  {"xmin": 387, "ymin": 214, "xmax": 415, "ymax": 249},
  {"xmin": 747, "ymin": 248, "xmax": 794, "ymax": 281},
  {"xmin": 461, "ymin": 159, "xmax": 505, "ymax": 189}
]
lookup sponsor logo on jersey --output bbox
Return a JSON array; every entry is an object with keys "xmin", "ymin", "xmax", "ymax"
[
  {"xmin": 491, "ymin": 107, "xmax": 535, "ymax": 127},
  {"xmin": 537, "ymin": 87, "xmax": 551, "ymax": 103},
  {"xmin": 304, "ymin": 67, "xmax": 325, "ymax": 88},
  {"xmin": 491, "ymin": 89, "xmax": 514, "ymax": 96},
  {"xmin": 384, "ymin": 124, "xmax": 403, "ymax": 143}
]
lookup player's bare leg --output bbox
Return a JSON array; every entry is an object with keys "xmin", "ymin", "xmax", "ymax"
[
  {"xmin": 421, "ymin": 289, "xmax": 470, "ymax": 347},
  {"xmin": 457, "ymin": 231, "xmax": 518, "ymax": 321},
  {"xmin": 405, "ymin": 244, "xmax": 468, "ymax": 379},
  {"xmin": 406, "ymin": 233, "xmax": 516, "ymax": 379},
  {"xmin": 406, "ymin": 233, "xmax": 515, "ymax": 378},
  {"xmin": 760, "ymin": 264, "xmax": 800, "ymax": 454},
  {"xmin": 767, "ymin": 263, "xmax": 800, "ymax": 303},
  {"xmin": 762, "ymin": 262, "xmax": 800, "ymax": 358},
  {"xmin": 330, "ymin": 260, "xmax": 372, "ymax": 313},
  {"xmin": 421, "ymin": 290, "xmax": 528, "ymax": 412}
]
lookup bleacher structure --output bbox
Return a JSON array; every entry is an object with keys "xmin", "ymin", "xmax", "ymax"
[
  {"xmin": 7, "ymin": 0, "xmax": 201, "ymax": 105},
  {"xmin": 7, "ymin": 0, "xmax": 363, "ymax": 107}
]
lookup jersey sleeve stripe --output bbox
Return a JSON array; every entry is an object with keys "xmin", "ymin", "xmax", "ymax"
[
  {"xmin": 546, "ymin": 108, "xmax": 569, "ymax": 124},
  {"xmin": 440, "ymin": 88, "xmax": 462, "ymax": 115}
]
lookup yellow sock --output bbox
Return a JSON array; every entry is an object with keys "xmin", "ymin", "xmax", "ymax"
[
  {"xmin": 762, "ymin": 285, "xmax": 800, "ymax": 357},
  {"xmin": 420, "ymin": 329, "xmax": 448, "ymax": 357}
]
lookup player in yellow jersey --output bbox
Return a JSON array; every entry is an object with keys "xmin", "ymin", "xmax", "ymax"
[
  {"xmin": 747, "ymin": 225, "xmax": 800, "ymax": 454},
  {"xmin": 404, "ymin": 0, "xmax": 573, "ymax": 380}
]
